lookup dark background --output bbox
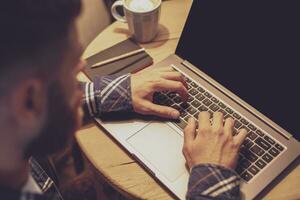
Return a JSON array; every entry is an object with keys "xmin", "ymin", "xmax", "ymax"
[{"xmin": 176, "ymin": 0, "xmax": 299, "ymax": 139}]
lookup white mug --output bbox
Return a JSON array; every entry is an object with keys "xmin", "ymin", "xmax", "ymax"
[{"xmin": 111, "ymin": 0, "xmax": 161, "ymax": 43}]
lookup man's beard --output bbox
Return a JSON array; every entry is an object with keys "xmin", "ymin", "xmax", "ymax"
[{"xmin": 24, "ymin": 82, "xmax": 79, "ymax": 159}]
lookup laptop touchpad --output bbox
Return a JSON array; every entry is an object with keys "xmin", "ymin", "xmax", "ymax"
[{"xmin": 127, "ymin": 122, "xmax": 186, "ymax": 182}]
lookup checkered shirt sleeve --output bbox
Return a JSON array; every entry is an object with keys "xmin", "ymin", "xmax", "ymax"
[
  {"xmin": 186, "ymin": 164, "xmax": 241, "ymax": 200},
  {"xmin": 81, "ymin": 74, "xmax": 133, "ymax": 116}
]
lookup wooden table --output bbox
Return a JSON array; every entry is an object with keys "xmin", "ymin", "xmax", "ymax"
[{"xmin": 76, "ymin": 0, "xmax": 300, "ymax": 199}]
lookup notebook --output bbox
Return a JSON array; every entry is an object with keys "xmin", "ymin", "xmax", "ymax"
[{"xmin": 84, "ymin": 38, "xmax": 153, "ymax": 79}]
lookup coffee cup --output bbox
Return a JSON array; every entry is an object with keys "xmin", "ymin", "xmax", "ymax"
[{"xmin": 111, "ymin": 0, "xmax": 161, "ymax": 43}]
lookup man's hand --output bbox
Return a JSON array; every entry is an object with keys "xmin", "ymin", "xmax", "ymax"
[
  {"xmin": 183, "ymin": 112, "xmax": 248, "ymax": 170},
  {"xmin": 131, "ymin": 66, "xmax": 188, "ymax": 119}
]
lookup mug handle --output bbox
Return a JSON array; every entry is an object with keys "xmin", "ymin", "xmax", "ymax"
[{"xmin": 111, "ymin": 0, "xmax": 127, "ymax": 23}]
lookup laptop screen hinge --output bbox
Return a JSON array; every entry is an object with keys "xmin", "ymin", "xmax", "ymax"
[{"xmin": 181, "ymin": 60, "xmax": 292, "ymax": 140}]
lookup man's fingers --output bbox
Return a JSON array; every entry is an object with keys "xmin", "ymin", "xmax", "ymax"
[
  {"xmin": 153, "ymin": 80, "xmax": 188, "ymax": 101},
  {"xmin": 142, "ymin": 101, "xmax": 180, "ymax": 119},
  {"xmin": 183, "ymin": 117, "xmax": 196, "ymax": 170},
  {"xmin": 224, "ymin": 117, "xmax": 234, "ymax": 139},
  {"xmin": 198, "ymin": 112, "xmax": 211, "ymax": 135},
  {"xmin": 184, "ymin": 117, "xmax": 196, "ymax": 144},
  {"xmin": 161, "ymin": 72, "xmax": 188, "ymax": 89},
  {"xmin": 233, "ymin": 129, "xmax": 248, "ymax": 148},
  {"xmin": 212, "ymin": 112, "xmax": 224, "ymax": 134}
]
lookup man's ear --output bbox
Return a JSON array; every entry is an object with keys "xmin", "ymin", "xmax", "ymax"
[{"xmin": 10, "ymin": 79, "xmax": 47, "ymax": 129}]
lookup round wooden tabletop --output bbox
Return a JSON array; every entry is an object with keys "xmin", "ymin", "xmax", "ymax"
[{"xmin": 76, "ymin": 0, "xmax": 300, "ymax": 199}]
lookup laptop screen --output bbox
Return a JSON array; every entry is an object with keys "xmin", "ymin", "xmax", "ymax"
[{"xmin": 176, "ymin": 0, "xmax": 299, "ymax": 139}]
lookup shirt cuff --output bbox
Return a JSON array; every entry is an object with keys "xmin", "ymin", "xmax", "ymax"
[
  {"xmin": 82, "ymin": 74, "xmax": 133, "ymax": 117},
  {"xmin": 186, "ymin": 164, "xmax": 241, "ymax": 200}
]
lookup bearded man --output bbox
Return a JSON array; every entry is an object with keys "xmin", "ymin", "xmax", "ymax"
[{"xmin": 0, "ymin": 1, "xmax": 247, "ymax": 199}]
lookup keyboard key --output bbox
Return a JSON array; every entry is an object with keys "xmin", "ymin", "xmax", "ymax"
[
  {"xmin": 211, "ymin": 97, "xmax": 219, "ymax": 103},
  {"xmin": 225, "ymin": 107, "xmax": 234, "ymax": 114},
  {"xmin": 203, "ymin": 99, "xmax": 212, "ymax": 106},
  {"xmin": 241, "ymin": 171, "xmax": 253, "ymax": 182},
  {"xmin": 243, "ymin": 138, "xmax": 251, "ymax": 146},
  {"xmin": 195, "ymin": 94, "xmax": 205, "ymax": 101},
  {"xmin": 248, "ymin": 132, "xmax": 258, "ymax": 140},
  {"xmin": 218, "ymin": 102, "xmax": 226, "ymax": 109},
  {"xmin": 197, "ymin": 87, "xmax": 205, "ymax": 93},
  {"xmin": 255, "ymin": 138, "xmax": 271, "ymax": 150},
  {"xmin": 241, "ymin": 118, "xmax": 249, "ymax": 125},
  {"xmin": 199, "ymin": 105, "xmax": 208, "ymax": 111},
  {"xmin": 248, "ymin": 165, "xmax": 260, "ymax": 175},
  {"xmin": 264, "ymin": 135, "xmax": 275, "ymax": 145},
  {"xmin": 262, "ymin": 153, "xmax": 273, "ymax": 163},
  {"xmin": 250, "ymin": 145, "xmax": 264, "ymax": 156},
  {"xmin": 180, "ymin": 111, "xmax": 188, "ymax": 118},
  {"xmin": 158, "ymin": 99, "xmax": 169, "ymax": 105},
  {"xmin": 204, "ymin": 92, "xmax": 212, "ymax": 98},
  {"xmin": 187, "ymin": 84, "xmax": 191, "ymax": 90},
  {"xmin": 269, "ymin": 147, "xmax": 280, "ymax": 157},
  {"xmin": 171, "ymin": 104, "xmax": 181, "ymax": 111},
  {"xmin": 241, "ymin": 147, "xmax": 258, "ymax": 162},
  {"xmin": 255, "ymin": 159, "xmax": 267, "ymax": 169},
  {"xmin": 248, "ymin": 124, "xmax": 257, "ymax": 131},
  {"xmin": 275, "ymin": 144, "xmax": 284, "ymax": 151},
  {"xmin": 167, "ymin": 92, "xmax": 177, "ymax": 98},
  {"xmin": 240, "ymin": 158, "xmax": 251, "ymax": 169},
  {"xmin": 233, "ymin": 113, "xmax": 241, "ymax": 120},
  {"xmin": 184, "ymin": 116, "xmax": 190, "ymax": 122},
  {"xmin": 158, "ymin": 94, "xmax": 167, "ymax": 101},
  {"xmin": 191, "ymin": 82, "xmax": 198, "ymax": 88},
  {"xmin": 187, "ymin": 96, "xmax": 194, "ymax": 102},
  {"xmin": 175, "ymin": 119, "xmax": 187, "ymax": 130},
  {"xmin": 163, "ymin": 99, "xmax": 173, "ymax": 106},
  {"xmin": 209, "ymin": 104, "xmax": 220, "ymax": 112},
  {"xmin": 244, "ymin": 139, "xmax": 254, "ymax": 149},
  {"xmin": 180, "ymin": 102, "xmax": 190, "ymax": 109},
  {"xmin": 234, "ymin": 121, "xmax": 242, "ymax": 129},
  {"xmin": 189, "ymin": 88, "xmax": 199, "ymax": 96},
  {"xmin": 173, "ymin": 96, "xmax": 182, "ymax": 103},
  {"xmin": 187, "ymin": 107, "xmax": 197, "ymax": 115},
  {"xmin": 191, "ymin": 100, "xmax": 201, "ymax": 108},
  {"xmin": 194, "ymin": 112, "xmax": 199, "ymax": 119},
  {"xmin": 256, "ymin": 130, "xmax": 264, "ymax": 137},
  {"xmin": 153, "ymin": 93, "xmax": 167, "ymax": 103}
]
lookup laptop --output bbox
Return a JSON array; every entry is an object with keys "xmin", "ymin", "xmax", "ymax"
[{"xmin": 95, "ymin": 0, "xmax": 300, "ymax": 199}]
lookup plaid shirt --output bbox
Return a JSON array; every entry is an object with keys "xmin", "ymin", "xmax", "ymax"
[{"xmin": 0, "ymin": 74, "xmax": 241, "ymax": 200}]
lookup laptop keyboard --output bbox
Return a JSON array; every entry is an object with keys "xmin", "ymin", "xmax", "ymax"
[{"xmin": 153, "ymin": 67, "xmax": 285, "ymax": 182}]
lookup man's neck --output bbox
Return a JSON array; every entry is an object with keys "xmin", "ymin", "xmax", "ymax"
[{"xmin": 0, "ymin": 159, "xmax": 29, "ymax": 191}]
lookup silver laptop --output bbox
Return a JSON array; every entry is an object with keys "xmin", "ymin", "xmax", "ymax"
[{"xmin": 95, "ymin": 1, "xmax": 300, "ymax": 199}]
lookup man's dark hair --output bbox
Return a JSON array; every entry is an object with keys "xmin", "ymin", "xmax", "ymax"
[{"xmin": 0, "ymin": 0, "xmax": 81, "ymax": 94}]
